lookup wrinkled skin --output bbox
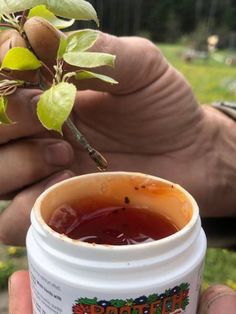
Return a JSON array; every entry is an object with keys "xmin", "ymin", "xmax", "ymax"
[{"xmin": 0, "ymin": 17, "xmax": 235, "ymax": 245}]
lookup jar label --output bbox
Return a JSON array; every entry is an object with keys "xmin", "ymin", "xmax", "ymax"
[
  {"xmin": 72, "ymin": 284, "xmax": 190, "ymax": 314},
  {"xmin": 29, "ymin": 258, "xmax": 197, "ymax": 314}
]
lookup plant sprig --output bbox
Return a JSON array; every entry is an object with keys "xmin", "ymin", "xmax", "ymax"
[{"xmin": 0, "ymin": 0, "xmax": 118, "ymax": 171}]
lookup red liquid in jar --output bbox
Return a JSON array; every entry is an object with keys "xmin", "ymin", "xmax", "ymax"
[{"xmin": 48, "ymin": 204, "xmax": 179, "ymax": 245}]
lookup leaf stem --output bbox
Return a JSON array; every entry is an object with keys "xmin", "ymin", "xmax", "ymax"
[
  {"xmin": 53, "ymin": 59, "xmax": 64, "ymax": 84},
  {"xmin": 41, "ymin": 62, "xmax": 55, "ymax": 80},
  {"xmin": 1, "ymin": 14, "xmax": 22, "ymax": 32},
  {"xmin": 62, "ymin": 72, "xmax": 76, "ymax": 82},
  {"xmin": 0, "ymin": 23, "xmax": 17, "ymax": 30},
  {"xmin": 66, "ymin": 118, "xmax": 108, "ymax": 171},
  {"xmin": 0, "ymin": 71, "xmax": 14, "ymax": 80}
]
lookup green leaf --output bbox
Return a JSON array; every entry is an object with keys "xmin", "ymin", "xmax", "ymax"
[
  {"xmin": 63, "ymin": 52, "xmax": 116, "ymax": 68},
  {"xmin": 1, "ymin": 47, "xmax": 41, "ymax": 70},
  {"xmin": 66, "ymin": 30, "xmax": 99, "ymax": 53},
  {"xmin": 28, "ymin": 5, "xmax": 75, "ymax": 29},
  {"xmin": 0, "ymin": 97, "xmax": 12, "ymax": 124},
  {"xmin": 46, "ymin": 0, "xmax": 99, "ymax": 25},
  {"xmin": 75, "ymin": 70, "xmax": 118, "ymax": 84},
  {"xmin": 37, "ymin": 82, "xmax": 76, "ymax": 133},
  {"xmin": 58, "ymin": 30, "xmax": 99, "ymax": 60},
  {"xmin": 57, "ymin": 37, "xmax": 68, "ymax": 59},
  {"xmin": 0, "ymin": 0, "xmax": 44, "ymax": 15},
  {"xmin": 0, "ymin": 0, "xmax": 98, "ymax": 25}
]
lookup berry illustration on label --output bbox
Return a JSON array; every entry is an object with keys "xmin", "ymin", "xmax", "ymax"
[{"xmin": 72, "ymin": 283, "xmax": 190, "ymax": 314}]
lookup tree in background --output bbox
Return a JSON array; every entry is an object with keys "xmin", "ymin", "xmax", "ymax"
[
  {"xmin": 82, "ymin": 0, "xmax": 236, "ymax": 49},
  {"xmin": 77, "ymin": 0, "xmax": 142, "ymax": 36}
]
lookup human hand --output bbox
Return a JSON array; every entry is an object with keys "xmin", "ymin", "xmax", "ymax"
[
  {"xmin": 9, "ymin": 271, "xmax": 32, "ymax": 314},
  {"xmin": 0, "ymin": 30, "xmax": 76, "ymax": 244},
  {"xmin": 1, "ymin": 17, "xmax": 236, "ymax": 246},
  {"xmin": 0, "ymin": 70, "xmax": 75, "ymax": 245},
  {"xmin": 9, "ymin": 271, "xmax": 236, "ymax": 314},
  {"xmin": 24, "ymin": 18, "xmax": 236, "ymax": 218}
]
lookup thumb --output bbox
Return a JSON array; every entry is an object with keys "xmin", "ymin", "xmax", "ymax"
[
  {"xmin": 9, "ymin": 271, "xmax": 32, "ymax": 314},
  {"xmin": 0, "ymin": 29, "xmax": 26, "ymax": 63},
  {"xmin": 0, "ymin": 29, "xmax": 38, "ymax": 82},
  {"xmin": 198, "ymin": 285, "xmax": 236, "ymax": 314},
  {"xmin": 24, "ymin": 16, "xmax": 65, "ymax": 67}
]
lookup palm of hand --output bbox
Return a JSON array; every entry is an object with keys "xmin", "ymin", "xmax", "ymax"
[
  {"xmin": 0, "ymin": 23, "xmax": 202, "ymax": 177},
  {"xmin": 0, "ymin": 24, "xmax": 208, "ymax": 245},
  {"xmin": 66, "ymin": 36, "xmax": 203, "ymax": 187}
]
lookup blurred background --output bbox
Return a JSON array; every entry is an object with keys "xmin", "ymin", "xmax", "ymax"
[
  {"xmin": 85, "ymin": 0, "xmax": 236, "ymax": 50},
  {"xmin": 81, "ymin": 0, "xmax": 236, "ymax": 104},
  {"xmin": 0, "ymin": 1, "xmax": 236, "ymax": 312}
]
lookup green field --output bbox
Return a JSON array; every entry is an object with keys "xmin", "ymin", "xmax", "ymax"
[{"xmin": 159, "ymin": 44, "xmax": 236, "ymax": 104}]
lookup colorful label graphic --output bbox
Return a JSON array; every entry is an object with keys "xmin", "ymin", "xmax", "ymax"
[{"xmin": 72, "ymin": 283, "xmax": 190, "ymax": 314}]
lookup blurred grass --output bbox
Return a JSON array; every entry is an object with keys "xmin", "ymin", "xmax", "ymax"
[
  {"xmin": 158, "ymin": 44, "xmax": 236, "ymax": 103},
  {"xmin": 204, "ymin": 249, "xmax": 236, "ymax": 290},
  {"xmin": 0, "ymin": 245, "xmax": 27, "ymax": 290}
]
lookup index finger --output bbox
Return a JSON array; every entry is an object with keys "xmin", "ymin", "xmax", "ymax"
[{"xmin": 0, "ymin": 88, "xmax": 44, "ymax": 144}]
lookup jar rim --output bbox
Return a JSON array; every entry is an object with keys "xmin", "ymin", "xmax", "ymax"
[{"xmin": 33, "ymin": 172, "xmax": 199, "ymax": 252}]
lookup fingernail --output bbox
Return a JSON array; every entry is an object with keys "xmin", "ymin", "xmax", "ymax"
[
  {"xmin": 45, "ymin": 171, "xmax": 74, "ymax": 189},
  {"xmin": 45, "ymin": 141, "xmax": 73, "ymax": 166}
]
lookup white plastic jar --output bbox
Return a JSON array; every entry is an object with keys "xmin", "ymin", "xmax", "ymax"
[{"xmin": 27, "ymin": 172, "xmax": 207, "ymax": 314}]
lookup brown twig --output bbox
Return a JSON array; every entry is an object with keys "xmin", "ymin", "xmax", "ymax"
[
  {"xmin": 41, "ymin": 62, "xmax": 55, "ymax": 80},
  {"xmin": 0, "ymin": 16, "xmax": 108, "ymax": 171},
  {"xmin": 0, "ymin": 23, "xmax": 17, "ymax": 30},
  {"xmin": 20, "ymin": 10, "xmax": 29, "ymax": 29},
  {"xmin": 66, "ymin": 118, "xmax": 108, "ymax": 171}
]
